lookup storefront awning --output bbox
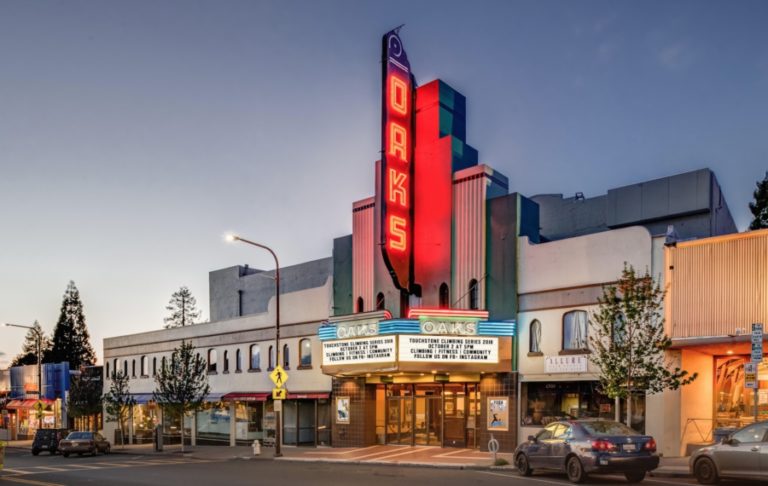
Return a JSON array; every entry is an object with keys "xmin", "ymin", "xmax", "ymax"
[
  {"xmin": 222, "ymin": 392, "xmax": 269, "ymax": 402},
  {"xmin": 131, "ymin": 393, "xmax": 155, "ymax": 404},
  {"xmin": 287, "ymin": 392, "xmax": 330, "ymax": 400},
  {"xmin": 6, "ymin": 398, "xmax": 55, "ymax": 409},
  {"xmin": 204, "ymin": 392, "xmax": 225, "ymax": 402}
]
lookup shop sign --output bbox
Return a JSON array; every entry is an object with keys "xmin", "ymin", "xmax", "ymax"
[
  {"xmin": 336, "ymin": 397, "xmax": 350, "ymax": 424},
  {"xmin": 745, "ymin": 362, "xmax": 758, "ymax": 389},
  {"xmin": 545, "ymin": 355, "xmax": 588, "ymax": 373},
  {"xmin": 419, "ymin": 319, "xmax": 478, "ymax": 336},
  {"xmin": 322, "ymin": 336, "xmax": 396, "ymax": 365},
  {"xmin": 399, "ymin": 336, "xmax": 498, "ymax": 363},
  {"xmin": 752, "ymin": 323, "xmax": 763, "ymax": 363},
  {"xmin": 337, "ymin": 321, "xmax": 379, "ymax": 339}
]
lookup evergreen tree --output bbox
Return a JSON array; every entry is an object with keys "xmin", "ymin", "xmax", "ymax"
[
  {"xmin": 589, "ymin": 264, "xmax": 697, "ymax": 427},
  {"xmin": 153, "ymin": 341, "xmax": 210, "ymax": 452},
  {"xmin": 163, "ymin": 286, "xmax": 201, "ymax": 329},
  {"xmin": 68, "ymin": 368, "xmax": 104, "ymax": 432},
  {"xmin": 10, "ymin": 320, "xmax": 53, "ymax": 366},
  {"xmin": 49, "ymin": 281, "xmax": 96, "ymax": 370},
  {"xmin": 749, "ymin": 171, "xmax": 768, "ymax": 230},
  {"xmin": 103, "ymin": 371, "xmax": 135, "ymax": 447}
]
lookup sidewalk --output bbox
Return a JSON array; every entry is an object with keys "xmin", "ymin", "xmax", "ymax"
[{"xmin": 3, "ymin": 439, "xmax": 692, "ymax": 476}]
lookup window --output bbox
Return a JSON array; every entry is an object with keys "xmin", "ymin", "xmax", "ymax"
[
  {"xmin": 356, "ymin": 297, "xmax": 364, "ymax": 313},
  {"xmin": 376, "ymin": 292, "xmax": 385, "ymax": 311},
  {"xmin": 123, "ymin": 360, "xmax": 128, "ymax": 377},
  {"xmin": 152, "ymin": 357, "xmax": 157, "ymax": 376},
  {"xmin": 529, "ymin": 320, "xmax": 542, "ymax": 354},
  {"xmin": 468, "ymin": 279, "xmax": 479, "ymax": 310},
  {"xmin": 268, "ymin": 345, "xmax": 275, "ymax": 370},
  {"xmin": 132, "ymin": 360, "xmax": 136, "ymax": 377},
  {"xmin": 208, "ymin": 349, "xmax": 217, "ymax": 373},
  {"xmin": 223, "ymin": 350, "xmax": 229, "ymax": 373},
  {"xmin": 563, "ymin": 310, "xmax": 588, "ymax": 351},
  {"xmin": 439, "ymin": 283, "xmax": 449, "ymax": 309},
  {"xmin": 161, "ymin": 356, "xmax": 167, "ymax": 372},
  {"xmin": 141, "ymin": 356, "xmax": 147, "ymax": 376},
  {"xmin": 112, "ymin": 359, "xmax": 117, "ymax": 378},
  {"xmin": 521, "ymin": 381, "xmax": 615, "ymax": 427},
  {"xmin": 249, "ymin": 345, "xmax": 260, "ymax": 371},
  {"xmin": 299, "ymin": 339, "xmax": 312, "ymax": 368},
  {"xmin": 235, "ymin": 348, "xmax": 242, "ymax": 372},
  {"xmin": 283, "ymin": 344, "xmax": 290, "ymax": 369},
  {"xmin": 105, "ymin": 362, "xmax": 110, "ymax": 379},
  {"xmin": 732, "ymin": 423, "xmax": 768, "ymax": 443},
  {"xmin": 612, "ymin": 314, "xmax": 626, "ymax": 345}
]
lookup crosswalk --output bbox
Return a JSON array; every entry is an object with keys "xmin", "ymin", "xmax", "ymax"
[{"xmin": 1, "ymin": 457, "xmax": 214, "ymax": 477}]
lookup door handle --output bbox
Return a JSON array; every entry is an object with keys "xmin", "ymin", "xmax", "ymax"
[{"xmin": 751, "ymin": 447, "xmax": 761, "ymax": 452}]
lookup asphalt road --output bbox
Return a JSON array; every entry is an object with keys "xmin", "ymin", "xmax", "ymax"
[{"xmin": 0, "ymin": 447, "xmax": 756, "ymax": 486}]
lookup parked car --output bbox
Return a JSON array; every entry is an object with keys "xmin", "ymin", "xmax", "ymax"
[
  {"xmin": 514, "ymin": 420, "xmax": 659, "ymax": 483},
  {"xmin": 58, "ymin": 431, "xmax": 110, "ymax": 457},
  {"xmin": 31, "ymin": 428, "xmax": 69, "ymax": 456},
  {"xmin": 689, "ymin": 420, "xmax": 768, "ymax": 484}
]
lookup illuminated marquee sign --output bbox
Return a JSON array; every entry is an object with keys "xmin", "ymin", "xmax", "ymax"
[
  {"xmin": 381, "ymin": 28, "xmax": 415, "ymax": 291},
  {"xmin": 399, "ymin": 336, "xmax": 499, "ymax": 363},
  {"xmin": 322, "ymin": 336, "xmax": 396, "ymax": 366}
]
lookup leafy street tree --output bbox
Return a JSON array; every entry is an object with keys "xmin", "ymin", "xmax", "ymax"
[
  {"xmin": 589, "ymin": 264, "xmax": 697, "ymax": 428},
  {"xmin": 49, "ymin": 281, "xmax": 96, "ymax": 370},
  {"xmin": 749, "ymin": 171, "xmax": 768, "ymax": 230},
  {"xmin": 11, "ymin": 320, "xmax": 53, "ymax": 366},
  {"xmin": 153, "ymin": 341, "xmax": 210, "ymax": 452},
  {"xmin": 163, "ymin": 286, "xmax": 201, "ymax": 329},
  {"xmin": 103, "ymin": 371, "xmax": 136, "ymax": 447},
  {"xmin": 68, "ymin": 368, "xmax": 104, "ymax": 432}
]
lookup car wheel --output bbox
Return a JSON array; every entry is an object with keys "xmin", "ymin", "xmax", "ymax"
[
  {"xmin": 62, "ymin": 452, "xmax": 70, "ymax": 458},
  {"xmin": 566, "ymin": 456, "xmax": 588, "ymax": 484},
  {"xmin": 694, "ymin": 457, "xmax": 719, "ymax": 485},
  {"xmin": 32, "ymin": 448, "xmax": 40, "ymax": 456},
  {"xmin": 625, "ymin": 471, "xmax": 646, "ymax": 483},
  {"xmin": 515, "ymin": 453, "xmax": 533, "ymax": 476}
]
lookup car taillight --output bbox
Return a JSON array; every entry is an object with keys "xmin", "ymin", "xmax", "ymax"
[
  {"xmin": 591, "ymin": 439, "xmax": 617, "ymax": 452},
  {"xmin": 644, "ymin": 438, "xmax": 657, "ymax": 452}
]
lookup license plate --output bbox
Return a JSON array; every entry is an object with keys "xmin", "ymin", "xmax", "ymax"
[
  {"xmin": 41, "ymin": 445, "xmax": 48, "ymax": 449},
  {"xmin": 623, "ymin": 443, "xmax": 637, "ymax": 451}
]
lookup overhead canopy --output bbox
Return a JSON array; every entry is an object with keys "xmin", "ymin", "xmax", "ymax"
[
  {"xmin": 222, "ymin": 392, "xmax": 269, "ymax": 402},
  {"xmin": 6, "ymin": 398, "xmax": 55, "ymax": 409},
  {"xmin": 287, "ymin": 392, "xmax": 329, "ymax": 400}
]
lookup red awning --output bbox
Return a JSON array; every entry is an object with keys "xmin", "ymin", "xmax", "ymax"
[
  {"xmin": 286, "ymin": 392, "xmax": 330, "ymax": 400},
  {"xmin": 222, "ymin": 392, "xmax": 270, "ymax": 402},
  {"xmin": 6, "ymin": 399, "xmax": 55, "ymax": 409},
  {"xmin": 6, "ymin": 400, "xmax": 24, "ymax": 409}
]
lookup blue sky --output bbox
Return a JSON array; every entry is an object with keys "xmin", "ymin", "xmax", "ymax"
[{"xmin": 1, "ymin": 0, "xmax": 767, "ymax": 365}]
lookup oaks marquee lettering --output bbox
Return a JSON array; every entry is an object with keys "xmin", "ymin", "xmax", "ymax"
[{"xmin": 399, "ymin": 335, "xmax": 498, "ymax": 363}]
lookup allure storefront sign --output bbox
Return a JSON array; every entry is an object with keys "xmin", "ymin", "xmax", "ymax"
[{"xmin": 544, "ymin": 355, "xmax": 588, "ymax": 373}]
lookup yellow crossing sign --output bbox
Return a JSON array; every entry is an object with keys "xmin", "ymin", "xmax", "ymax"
[
  {"xmin": 272, "ymin": 388, "xmax": 287, "ymax": 400},
  {"xmin": 269, "ymin": 365, "xmax": 289, "ymax": 388}
]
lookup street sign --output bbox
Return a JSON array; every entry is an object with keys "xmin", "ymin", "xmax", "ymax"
[
  {"xmin": 33, "ymin": 401, "xmax": 44, "ymax": 413},
  {"xmin": 272, "ymin": 388, "xmax": 286, "ymax": 400},
  {"xmin": 752, "ymin": 323, "xmax": 764, "ymax": 363},
  {"xmin": 269, "ymin": 365, "xmax": 289, "ymax": 388},
  {"xmin": 745, "ymin": 362, "xmax": 758, "ymax": 389}
]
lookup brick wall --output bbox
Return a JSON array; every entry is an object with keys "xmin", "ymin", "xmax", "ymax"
[
  {"xmin": 479, "ymin": 372, "xmax": 518, "ymax": 452},
  {"xmin": 331, "ymin": 377, "xmax": 376, "ymax": 447}
]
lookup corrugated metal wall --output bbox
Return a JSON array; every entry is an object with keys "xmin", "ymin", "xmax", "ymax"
[
  {"xmin": 352, "ymin": 198, "xmax": 375, "ymax": 312},
  {"xmin": 668, "ymin": 230, "xmax": 768, "ymax": 338},
  {"xmin": 452, "ymin": 171, "xmax": 486, "ymax": 308}
]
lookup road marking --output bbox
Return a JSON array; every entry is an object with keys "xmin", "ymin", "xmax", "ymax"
[
  {"xmin": 0, "ymin": 476, "xmax": 65, "ymax": 486},
  {"xmin": 30, "ymin": 467, "xmax": 69, "ymax": 472},
  {"xmin": 343, "ymin": 448, "xmax": 421, "ymax": 460},
  {"xmin": 434, "ymin": 449, "xmax": 470, "ymax": 458},
  {"xmin": 368, "ymin": 447, "xmax": 432, "ymax": 461},
  {"xmin": 305, "ymin": 445, "xmax": 380, "ymax": 455}
]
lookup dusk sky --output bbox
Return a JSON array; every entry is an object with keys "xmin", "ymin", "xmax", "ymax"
[{"xmin": 2, "ymin": 0, "xmax": 767, "ymax": 367}]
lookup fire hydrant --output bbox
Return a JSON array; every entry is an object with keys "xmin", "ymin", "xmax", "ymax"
[{"xmin": 252, "ymin": 439, "xmax": 261, "ymax": 456}]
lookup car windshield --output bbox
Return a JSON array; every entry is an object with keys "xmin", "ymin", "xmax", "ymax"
[
  {"xmin": 580, "ymin": 421, "xmax": 640, "ymax": 436},
  {"xmin": 66, "ymin": 432, "xmax": 93, "ymax": 440}
]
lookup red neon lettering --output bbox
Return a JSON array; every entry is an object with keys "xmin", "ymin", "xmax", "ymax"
[
  {"xmin": 388, "ymin": 169, "xmax": 408, "ymax": 207},
  {"xmin": 389, "ymin": 76, "xmax": 408, "ymax": 115},
  {"xmin": 389, "ymin": 122, "xmax": 407, "ymax": 160},
  {"xmin": 389, "ymin": 216, "xmax": 407, "ymax": 251}
]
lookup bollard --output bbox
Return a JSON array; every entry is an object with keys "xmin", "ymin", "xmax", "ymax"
[
  {"xmin": 488, "ymin": 434, "xmax": 500, "ymax": 464},
  {"xmin": 252, "ymin": 439, "xmax": 261, "ymax": 456}
]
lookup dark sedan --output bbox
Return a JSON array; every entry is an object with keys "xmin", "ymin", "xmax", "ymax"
[
  {"xmin": 58, "ymin": 431, "xmax": 111, "ymax": 457},
  {"xmin": 514, "ymin": 420, "xmax": 659, "ymax": 483}
]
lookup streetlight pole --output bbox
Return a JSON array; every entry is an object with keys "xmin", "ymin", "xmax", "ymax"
[
  {"xmin": 225, "ymin": 234, "xmax": 282, "ymax": 457},
  {"xmin": 5, "ymin": 323, "xmax": 43, "ymax": 399}
]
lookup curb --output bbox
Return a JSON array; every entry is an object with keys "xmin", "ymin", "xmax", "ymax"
[{"xmin": 274, "ymin": 456, "xmax": 495, "ymax": 470}]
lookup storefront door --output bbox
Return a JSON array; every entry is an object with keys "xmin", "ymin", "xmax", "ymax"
[
  {"xmin": 414, "ymin": 396, "xmax": 441, "ymax": 445},
  {"xmin": 386, "ymin": 397, "xmax": 412, "ymax": 445}
]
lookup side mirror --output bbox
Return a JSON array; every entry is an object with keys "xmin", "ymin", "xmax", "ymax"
[
  {"xmin": 723, "ymin": 437, "xmax": 738, "ymax": 446},
  {"xmin": 528, "ymin": 435, "xmax": 537, "ymax": 443}
]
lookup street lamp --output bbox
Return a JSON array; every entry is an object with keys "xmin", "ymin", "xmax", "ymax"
[
  {"xmin": 225, "ymin": 233, "xmax": 283, "ymax": 457},
  {"xmin": 5, "ymin": 322, "xmax": 43, "ymax": 399}
]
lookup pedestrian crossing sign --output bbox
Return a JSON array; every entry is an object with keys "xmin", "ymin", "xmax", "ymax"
[
  {"xmin": 270, "ymin": 365, "xmax": 288, "ymax": 388},
  {"xmin": 273, "ymin": 388, "xmax": 286, "ymax": 400}
]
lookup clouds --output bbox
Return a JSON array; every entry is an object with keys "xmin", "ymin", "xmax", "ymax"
[{"xmin": 658, "ymin": 40, "xmax": 696, "ymax": 71}]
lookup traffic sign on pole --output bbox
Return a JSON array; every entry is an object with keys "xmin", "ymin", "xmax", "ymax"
[
  {"xmin": 752, "ymin": 323, "xmax": 764, "ymax": 363},
  {"xmin": 745, "ymin": 362, "xmax": 758, "ymax": 389}
]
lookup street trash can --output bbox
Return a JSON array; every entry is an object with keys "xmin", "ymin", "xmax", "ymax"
[{"xmin": 154, "ymin": 425, "xmax": 163, "ymax": 452}]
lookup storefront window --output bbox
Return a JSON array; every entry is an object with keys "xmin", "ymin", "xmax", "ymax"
[
  {"xmin": 563, "ymin": 311, "xmax": 588, "ymax": 350},
  {"xmin": 132, "ymin": 403, "xmax": 159, "ymax": 444},
  {"xmin": 196, "ymin": 402, "xmax": 230, "ymax": 445},
  {"xmin": 521, "ymin": 381, "xmax": 614, "ymax": 426},
  {"xmin": 715, "ymin": 355, "xmax": 768, "ymax": 428},
  {"xmin": 235, "ymin": 401, "xmax": 263, "ymax": 445}
]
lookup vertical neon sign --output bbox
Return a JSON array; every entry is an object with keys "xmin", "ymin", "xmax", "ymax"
[{"xmin": 381, "ymin": 28, "xmax": 415, "ymax": 292}]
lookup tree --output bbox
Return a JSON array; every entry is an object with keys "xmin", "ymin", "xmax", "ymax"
[
  {"xmin": 49, "ymin": 281, "xmax": 96, "ymax": 369},
  {"xmin": 163, "ymin": 287, "xmax": 201, "ymax": 329},
  {"xmin": 749, "ymin": 171, "xmax": 768, "ymax": 230},
  {"xmin": 103, "ymin": 371, "xmax": 136, "ymax": 447},
  {"xmin": 68, "ymin": 368, "xmax": 103, "ymax": 432},
  {"xmin": 153, "ymin": 341, "xmax": 210, "ymax": 452},
  {"xmin": 11, "ymin": 320, "xmax": 53, "ymax": 366},
  {"xmin": 589, "ymin": 264, "xmax": 697, "ymax": 428}
]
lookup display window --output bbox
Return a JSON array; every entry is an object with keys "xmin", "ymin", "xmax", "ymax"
[{"xmin": 715, "ymin": 355, "xmax": 768, "ymax": 428}]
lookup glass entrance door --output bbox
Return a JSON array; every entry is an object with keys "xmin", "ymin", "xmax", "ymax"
[
  {"xmin": 414, "ymin": 396, "xmax": 442, "ymax": 445},
  {"xmin": 386, "ymin": 397, "xmax": 413, "ymax": 445}
]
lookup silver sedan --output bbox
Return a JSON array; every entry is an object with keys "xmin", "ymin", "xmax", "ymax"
[{"xmin": 690, "ymin": 421, "xmax": 768, "ymax": 484}]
